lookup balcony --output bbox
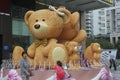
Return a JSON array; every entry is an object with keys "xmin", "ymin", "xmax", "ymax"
[{"xmin": 36, "ymin": 0, "xmax": 113, "ymax": 11}]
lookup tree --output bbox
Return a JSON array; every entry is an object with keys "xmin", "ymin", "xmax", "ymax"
[
  {"xmin": 115, "ymin": 40, "xmax": 120, "ymax": 59},
  {"xmin": 86, "ymin": 37, "xmax": 93, "ymax": 47},
  {"xmin": 94, "ymin": 38, "xmax": 114, "ymax": 49},
  {"xmin": 86, "ymin": 37, "xmax": 114, "ymax": 49}
]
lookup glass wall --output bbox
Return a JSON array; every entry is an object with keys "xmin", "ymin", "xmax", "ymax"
[{"xmin": 12, "ymin": 5, "xmax": 34, "ymax": 50}]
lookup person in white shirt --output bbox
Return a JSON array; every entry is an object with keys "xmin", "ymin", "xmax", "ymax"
[{"xmin": 109, "ymin": 51, "xmax": 117, "ymax": 71}]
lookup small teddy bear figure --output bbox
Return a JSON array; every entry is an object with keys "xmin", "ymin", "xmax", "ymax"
[{"xmin": 84, "ymin": 43, "xmax": 103, "ymax": 66}]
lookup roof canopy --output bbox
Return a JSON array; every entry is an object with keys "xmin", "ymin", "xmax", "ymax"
[{"xmin": 36, "ymin": 0, "xmax": 113, "ymax": 11}]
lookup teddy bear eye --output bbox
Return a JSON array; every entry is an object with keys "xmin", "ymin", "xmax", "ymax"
[
  {"xmin": 42, "ymin": 19, "xmax": 45, "ymax": 21},
  {"xmin": 36, "ymin": 20, "xmax": 38, "ymax": 22}
]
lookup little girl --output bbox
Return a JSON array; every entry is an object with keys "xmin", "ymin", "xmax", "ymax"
[
  {"xmin": 55, "ymin": 61, "xmax": 65, "ymax": 80},
  {"xmin": 46, "ymin": 61, "xmax": 76, "ymax": 80}
]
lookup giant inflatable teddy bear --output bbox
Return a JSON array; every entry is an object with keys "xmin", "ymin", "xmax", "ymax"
[
  {"xmin": 12, "ymin": 46, "xmax": 24, "ymax": 68},
  {"xmin": 57, "ymin": 8, "xmax": 87, "ymax": 68},
  {"xmin": 58, "ymin": 11, "xmax": 87, "ymax": 44},
  {"xmin": 65, "ymin": 41, "xmax": 80, "ymax": 69},
  {"xmin": 84, "ymin": 42, "xmax": 103, "ymax": 66},
  {"xmin": 12, "ymin": 6, "xmax": 76, "ymax": 68},
  {"xmin": 12, "ymin": 6, "xmax": 87, "ymax": 68}
]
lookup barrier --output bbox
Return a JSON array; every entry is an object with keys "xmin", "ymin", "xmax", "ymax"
[{"xmin": 2, "ymin": 67, "xmax": 102, "ymax": 80}]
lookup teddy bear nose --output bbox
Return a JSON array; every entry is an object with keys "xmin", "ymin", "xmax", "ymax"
[{"xmin": 34, "ymin": 24, "xmax": 40, "ymax": 29}]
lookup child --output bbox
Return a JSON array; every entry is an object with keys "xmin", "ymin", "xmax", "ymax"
[
  {"xmin": 46, "ymin": 61, "xmax": 76, "ymax": 80},
  {"xmin": 55, "ymin": 61, "xmax": 65, "ymax": 80}
]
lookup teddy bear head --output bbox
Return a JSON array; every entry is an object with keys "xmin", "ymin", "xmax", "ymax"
[
  {"xmin": 90, "ymin": 43, "xmax": 103, "ymax": 53},
  {"xmin": 24, "ymin": 6, "xmax": 71, "ymax": 40},
  {"xmin": 65, "ymin": 41, "xmax": 79, "ymax": 55},
  {"xmin": 58, "ymin": 12, "xmax": 80, "ymax": 41}
]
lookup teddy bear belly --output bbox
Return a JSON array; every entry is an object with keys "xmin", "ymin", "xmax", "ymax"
[{"xmin": 52, "ymin": 47, "xmax": 66, "ymax": 63}]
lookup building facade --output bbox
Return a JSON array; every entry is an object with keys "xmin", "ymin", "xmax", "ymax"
[
  {"xmin": 93, "ymin": 9, "xmax": 108, "ymax": 36},
  {"xmin": 85, "ymin": 11, "xmax": 93, "ymax": 37},
  {"xmin": 86, "ymin": 0, "xmax": 120, "ymax": 44},
  {"xmin": 110, "ymin": 0, "xmax": 120, "ymax": 44},
  {"xmin": 86, "ymin": 8, "xmax": 108, "ymax": 38},
  {"xmin": 0, "ymin": 0, "xmax": 113, "ymax": 61}
]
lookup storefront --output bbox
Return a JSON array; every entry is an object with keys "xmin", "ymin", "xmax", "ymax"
[{"xmin": 0, "ymin": 0, "xmax": 113, "ymax": 59}]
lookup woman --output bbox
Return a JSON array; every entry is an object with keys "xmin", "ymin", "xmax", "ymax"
[
  {"xmin": 55, "ymin": 61, "xmax": 65, "ymax": 80},
  {"xmin": 20, "ymin": 51, "xmax": 30, "ymax": 80}
]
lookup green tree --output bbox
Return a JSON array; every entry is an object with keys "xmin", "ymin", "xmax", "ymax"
[
  {"xmin": 115, "ymin": 40, "xmax": 120, "ymax": 59},
  {"xmin": 115, "ymin": 40, "xmax": 120, "ymax": 49},
  {"xmin": 86, "ymin": 37, "xmax": 114, "ymax": 49},
  {"xmin": 95, "ymin": 38, "xmax": 114, "ymax": 49},
  {"xmin": 86, "ymin": 37, "xmax": 93, "ymax": 47}
]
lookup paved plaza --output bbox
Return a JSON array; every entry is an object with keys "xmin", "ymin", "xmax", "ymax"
[{"xmin": 111, "ymin": 60, "xmax": 120, "ymax": 80}]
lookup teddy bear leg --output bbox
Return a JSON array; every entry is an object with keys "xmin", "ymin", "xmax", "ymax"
[
  {"xmin": 92, "ymin": 59, "xmax": 101, "ymax": 66},
  {"xmin": 96, "ymin": 59, "xmax": 103, "ymax": 66},
  {"xmin": 88, "ymin": 59, "xmax": 94, "ymax": 66},
  {"xmin": 69, "ymin": 55, "xmax": 80, "ymax": 69},
  {"xmin": 27, "ymin": 57, "xmax": 34, "ymax": 68},
  {"xmin": 12, "ymin": 46, "xmax": 24, "ymax": 68},
  {"xmin": 51, "ymin": 47, "xmax": 67, "ymax": 65},
  {"xmin": 34, "ymin": 54, "xmax": 45, "ymax": 69},
  {"xmin": 69, "ymin": 60, "xmax": 80, "ymax": 69}
]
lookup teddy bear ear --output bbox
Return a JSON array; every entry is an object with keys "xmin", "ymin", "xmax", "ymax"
[
  {"xmin": 71, "ymin": 12, "xmax": 80, "ymax": 26},
  {"xmin": 24, "ymin": 11, "xmax": 34, "ymax": 26},
  {"xmin": 57, "ymin": 7, "xmax": 71, "ymax": 24}
]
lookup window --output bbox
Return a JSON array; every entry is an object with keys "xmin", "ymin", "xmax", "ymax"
[
  {"xmin": 101, "ymin": 23, "xmax": 105, "ymax": 27},
  {"xmin": 101, "ymin": 11, "xmax": 105, "ymax": 15},
  {"xmin": 101, "ymin": 29, "xmax": 105, "ymax": 34},
  {"xmin": 101, "ymin": 17, "xmax": 105, "ymax": 21}
]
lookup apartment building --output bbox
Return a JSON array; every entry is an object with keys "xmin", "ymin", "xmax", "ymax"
[
  {"xmin": 110, "ymin": 0, "xmax": 120, "ymax": 44},
  {"xmin": 86, "ymin": 8, "xmax": 108, "ymax": 37},
  {"xmin": 85, "ymin": 11, "xmax": 93, "ymax": 37}
]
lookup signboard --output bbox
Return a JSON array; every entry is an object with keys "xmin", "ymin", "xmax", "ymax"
[
  {"xmin": 101, "ymin": 49, "xmax": 117, "ymax": 60},
  {"xmin": 100, "ymin": 49, "xmax": 117, "ymax": 66},
  {"xmin": 103, "ymin": 0, "xmax": 113, "ymax": 4}
]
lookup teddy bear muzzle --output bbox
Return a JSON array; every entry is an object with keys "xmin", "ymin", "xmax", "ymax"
[{"xmin": 34, "ymin": 24, "xmax": 40, "ymax": 29}]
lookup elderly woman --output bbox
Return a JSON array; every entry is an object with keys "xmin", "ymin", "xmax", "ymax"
[{"xmin": 20, "ymin": 51, "xmax": 31, "ymax": 80}]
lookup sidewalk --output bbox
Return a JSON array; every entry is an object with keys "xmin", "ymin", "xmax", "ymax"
[{"xmin": 111, "ymin": 66, "xmax": 120, "ymax": 80}]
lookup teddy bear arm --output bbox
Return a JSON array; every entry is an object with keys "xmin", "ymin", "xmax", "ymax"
[
  {"xmin": 93, "ymin": 53, "xmax": 101, "ymax": 65},
  {"xmin": 93, "ymin": 53, "xmax": 101, "ymax": 61},
  {"xmin": 72, "ymin": 29, "xmax": 87, "ymax": 43},
  {"xmin": 48, "ymin": 39, "xmax": 58, "ymax": 44},
  {"xmin": 27, "ymin": 42, "xmax": 36, "ymax": 58},
  {"xmin": 33, "ymin": 49, "xmax": 45, "ymax": 67}
]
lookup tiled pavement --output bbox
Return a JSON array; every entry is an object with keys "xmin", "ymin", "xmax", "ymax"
[{"xmin": 111, "ymin": 66, "xmax": 120, "ymax": 80}]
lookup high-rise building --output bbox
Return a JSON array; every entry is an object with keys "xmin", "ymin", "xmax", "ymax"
[
  {"xmin": 85, "ymin": 0, "xmax": 120, "ymax": 44},
  {"xmin": 86, "ymin": 8, "xmax": 108, "ymax": 38},
  {"xmin": 109, "ymin": 0, "xmax": 120, "ymax": 44},
  {"xmin": 93, "ymin": 9, "xmax": 108, "ymax": 36},
  {"xmin": 85, "ymin": 11, "xmax": 93, "ymax": 37}
]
